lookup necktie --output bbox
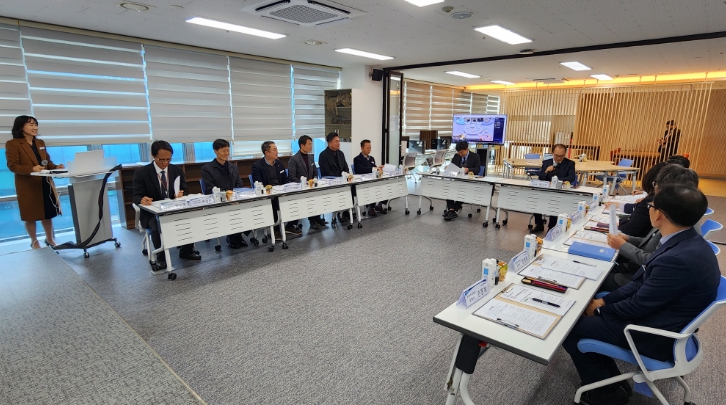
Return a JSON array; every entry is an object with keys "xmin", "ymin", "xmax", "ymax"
[
  {"xmin": 462, "ymin": 157, "xmax": 466, "ymax": 166},
  {"xmin": 160, "ymin": 170, "xmax": 168, "ymax": 198}
]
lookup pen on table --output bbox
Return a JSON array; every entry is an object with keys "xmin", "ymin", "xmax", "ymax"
[
  {"xmin": 522, "ymin": 278, "xmax": 567, "ymax": 293},
  {"xmin": 572, "ymin": 260, "xmax": 595, "ymax": 267},
  {"xmin": 531, "ymin": 297, "xmax": 561, "ymax": 308},
  {"xmin": 496, "ymin": 318, "xmax": 519, "ymax": 329}
]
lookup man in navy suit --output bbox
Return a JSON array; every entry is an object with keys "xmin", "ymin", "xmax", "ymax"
[
  {"xmin": 563, "ymin": 186, "xmax": 720, "ymax": 405},
  {"xmin": 133, "ymin": 140, "xmax": 200, "ymax": 270},
  {"xmin": 531, "ymin": 143, "xmax": 577, "ymax": 232},
  {"xmin": 251, "ymin": 141, "xmax": 301, "ymax": 237},
  {"xmin": 443, "ymin": 141, "xmax": 481, "ymax": 220}
]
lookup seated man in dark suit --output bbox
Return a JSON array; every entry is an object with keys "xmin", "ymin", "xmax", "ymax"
[
  {"xmin": 318, "ymin": 132, "xmax": 349, "ymax": 177},
  {"xmin": 201, "ymin": 138, "xmax": 248, "ymax": 249},
  {"xmin": 353, "ymin": 139, "xmax": 386, "ymax": 217},
  {"xmin": 288, "ymin": 135, "xmax": 327, "ymax": 229},
  {"xmin": 133, "ymin": 140, "xmax": 201, "ymax": 271},
  {"xmin": 563, "ymin": 186, "xmax": 719, "ymax": 405},
  {"xmin": 251, "ymin": 141, "xmax": 300, "ymax": 237},
  {"xmin": 443, "ymin": 141, "xmax": 481, "ymax": 221},
  {"xmin": 531, "ymin": 143, "xmax": 577, "ymax": 232}
]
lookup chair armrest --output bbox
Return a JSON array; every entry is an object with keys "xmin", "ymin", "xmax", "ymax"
[{"xmin": 624, "ymin": 324, "xmax": 690, "ymax": 340}]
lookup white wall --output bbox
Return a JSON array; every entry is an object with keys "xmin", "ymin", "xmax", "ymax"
[{"xmin": 339, "ymin": 65, "xmax": 384, "ymax": 169}]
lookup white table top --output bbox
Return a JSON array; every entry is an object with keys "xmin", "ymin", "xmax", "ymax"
[
  {"xmin": 495, "ymin": 178, "xmax": 602, "ymax": 195},
  {"xmin": 433, "ymin": 249, "xmax": 613, "ymax": 365},
  {"xmin": 420, "ymin": 172, "xmax": 502, "ymax": 184},
  {"xmin": 503, "ymin": 159, "xmax": 639, "ymax": 173},
  {"xmin": 542, "ymin": 205, "xmax": 609, "ymax": 253}
]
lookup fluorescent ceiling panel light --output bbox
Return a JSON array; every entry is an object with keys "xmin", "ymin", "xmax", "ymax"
[
  {"xmin": 335, "ymin": 48, "xmax": 394, "ymax": 60},
  {"xmin": 474, "ymin": 25, "xmax": 532, "ymax": 45},
  {"xmin": 560, "ymin": 61, "xmax": 591, "ymax": 71},
  {"xmin": 186, "ymin": 17, "xmax": 286, "ymax": 40},
  {"xmin": 403, "ymin": 0, "xmax": 445, "ymax": 6},
  {"xmin": 446, "ymin": 71, "xmax": 481, "ymax": 79},
  {"xmin": 491, "ymin": 80, "xmax": 515, "ymax": 85},
  {"xmin": 590, "ymin": 74, "xmax": 613, "ymax": 80}
]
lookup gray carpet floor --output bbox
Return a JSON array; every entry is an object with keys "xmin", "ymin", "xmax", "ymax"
[{"xmin": 42, "ymin": 188, "xmax": 726, "ymax": 405}]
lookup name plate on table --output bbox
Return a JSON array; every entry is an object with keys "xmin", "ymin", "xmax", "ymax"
[
  {"xmin": 235, "ymin": 190, "xmax": 256, "ymax": 199},
  {"xmin": 283, "ymin": 183, "xmax": 301, "ymax": 192},
  {"xmin": 158, "ymin": 200, "xmax": 188, "ymax": 211},
  {"xmin": 328, "ymin": 178, "xmax": 345, "ymax": 186},
  {"xmin": 442, "ymin": 171, "xmax": 460, "ymax": 178},
  {"xmin": 456, "ymin": 278, "xmax": 491, "ymax": 309},
  {"xmin": 187, "ymin": 195, "xmax": 215, "ymax": 207},
  {"xmin": 571, "ymin": 210, "xmax": 583, "ymax": 224},
  {"xmin": 530, "ymin": 180, "xmax": 550, "ymax": 188},
  {"xmin": 509, "ymin": 250, "xmax": 533, "ymax": 274},
  {"xmin": 544, "ymin": 225, "xmax": 564, "ymax": 241},
  {"xmin": 361, "ymin": 174, "xmax": 374, "ymax": 180}
]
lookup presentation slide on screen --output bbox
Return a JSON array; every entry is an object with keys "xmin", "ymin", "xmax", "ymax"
[{"xmin": 453, "ymin": 115, "xmax": 507, "ymax": 144}]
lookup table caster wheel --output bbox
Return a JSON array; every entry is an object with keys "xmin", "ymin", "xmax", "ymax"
[
  {"xmin": 215, "ymin": 245, "xmax": 221, "ymax": 251},
  {"xmin": 168, "ymin": 273, "xmax": 177, "ymax": 280},
  {"xmin": 527, "ymin": 224, "xmax": 533, "ymax": 230},
  {"xmin": 429, "ymin": 206, "xmax": 434, "ymax": 211},
  {"xmin": 468, "ymin": 213, "xmax": 473, "ymax": 218},
  {"xmin": 477, "ymin": 208, "xmax": 481, "ymax": 213},
  {"xmin": 357, "ymin": 223, "xmax": 363, "ymax": 229},
  {"xmin": 114, "ymin": 241, "xmax": 121, "ymax": 248},
  {"xmin": 262, "ymin": 236, "xmax": 268, "ymax": 243},
  {"xmin": 483, "ymin": 222, "xmax": 488, "ymax": 228},
  {"xmin": 83, "ymin": 252, "xmax": 90, "ymax": 259},
  {"xmin": 417, "ymin": 209, "xmax": 421, "ymax": 215},
  {"xmin": 282, "ymin": 243, "xmax": 288, "ymax": 250},
  {"xmin": 251, "ymin": 238, "xmax": 259, "ymax": 246},
  {"xmin": 502, "ymin": 219, "xmax": 508, "ymax": 226},
  {"xmin": 388, "ymin": 206, "xmax": 393, "ymax": 211},
  {"xmin": 346, "ymin": 224, "xmax": 353, "ymax": 230},
  {"xmin": 142, "ymin": 248, "xmax": 148, "ymax": 256},
  {"xmin": 495, "ymin": 224, "xmax": 501, "ymax": 229},
  {"xmin": 492, "ymin": 218, "xmax": 496, "ymax": 224},
  {"xmin": 362, "ymin": 211, "xmax": 367, "ymax": 216},
  {"xmin": 268, "ymin": 246, "xmax": 275, "ymax": 252}
]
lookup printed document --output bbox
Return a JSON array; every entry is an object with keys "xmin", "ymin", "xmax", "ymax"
[
  {"xmin": 518, "ymin": 266, "xmax": 585, "ymax": 289},
  {"xmin": 564, "ymin": 230, "xmax": 609, "ymax": 247},
  {"xmin": 530, "ymin": 255, "xmax": 603, "ymax": 280},
  {"xmin": 500, "ymin": 285, "xmax": 575, "ymax": 316},
  {"xmin": 474, "ymin": 299, "xmax": 558, "ymax": 339}
]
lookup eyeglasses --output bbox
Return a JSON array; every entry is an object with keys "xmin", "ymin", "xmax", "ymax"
[{"xmin": 647, "ymin": 202, "xmax": 668, "ymax": 218}]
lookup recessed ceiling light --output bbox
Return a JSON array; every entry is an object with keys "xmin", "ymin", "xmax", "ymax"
[
  {"xmin": 446, "ymin": 71, "xmax": 481, "ymax": 79},
  {"xmin": 304, "ymin": 39, "xmax": 324, "ymax": 45},
  {"xmin": 404, "ymin": 0, "xmax": 445, "ymax": 6},
  {"xmin": 491, "ymin": 80, "xmax": 515, "ymax": 85},
  {"xmin": 335, "ymin": 48, "xmax": 394, "ymax": 61},
  {"xmin": 186, "ymin": 17, "xmax": 286, "ymax": 40},
  {"xmin": 120, "ymin": 2, "xmax": 152, "ymax": 11},
  {"xmin": 590, "ymin": 74, "xmax": 613, "ymax": 80},
  {"xmin": 474, "ymin": 25, "xmax": 532, "ymax": 45},
  {"xmin": 560, "ymin": 61, "xmax": 591, "ymax": 71},
  {"xmin": 451, "ymin": 11, "xmax": 473, "ymax": 19}
]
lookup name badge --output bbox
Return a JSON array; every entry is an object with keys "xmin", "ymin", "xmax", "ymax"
[
  {"xmin": 509, "ymin": 250, "xmax": 533, "ymax": 274},
  {"xmin": 571, "ymin": 210, "xmax": 582, "ymax": 223},
  {"xmin": 456, "ymin": 278, "xmax": 491, "ymax": 309},
  {"xmin": 39, "ymin": 146, "xmax": 46, "ymax": 150}
]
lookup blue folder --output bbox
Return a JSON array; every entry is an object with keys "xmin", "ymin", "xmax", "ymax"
[{"xmin": 568, "ymin": 241, "xmax": 616, "ymax": 262}]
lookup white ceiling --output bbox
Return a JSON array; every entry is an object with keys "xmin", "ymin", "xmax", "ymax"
[{"xmin": 1, "ymin": 0, "xmax": 725, "ymax": 86}]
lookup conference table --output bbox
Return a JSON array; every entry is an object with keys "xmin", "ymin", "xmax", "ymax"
[
  {"xmin": 417, "ymin": 172, "xmax": 500, "ymax": 226},
  {"xmin": 433, "ymin": 204, "xmax": 616, "ymax": 405},
  {"xmin": 502, "ymin": 159, "xmax": 640, "ymax": 193}
]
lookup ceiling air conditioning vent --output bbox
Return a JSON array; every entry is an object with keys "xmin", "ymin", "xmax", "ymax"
[
  {"xmin": 531, "ymin": 78, "xmax": 569, "ymax": 84},
  {"xmin": 244, "ymin": 0, "xmax": 365, "ymax": 27}
]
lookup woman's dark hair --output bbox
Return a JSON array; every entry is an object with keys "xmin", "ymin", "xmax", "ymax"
[
  {"xmin": 640, "ymin": 162, "xmax": 669, "ymax": 194},
  {"xmin": 151, "ymin": 140, "xmax": 173, "ymax": 157},
  {"xmin": 666, "ymin": 155, "xmax": 690, "ymax": 168},
  {"xmin": 12, "ymin": 115, "xmax": 38, "ymax": 139},
  {"xmin": 653, "ymin": 186, "xmax": 707, "ymax": 227},
  {"xmin": 213, "ymin": 139, "xmax": 230, "ymax": 150}
]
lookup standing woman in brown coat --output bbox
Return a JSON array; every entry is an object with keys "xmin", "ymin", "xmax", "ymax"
[{"xmin": 5, "ymin": 115, "xmax": 65, "ymax": 249}]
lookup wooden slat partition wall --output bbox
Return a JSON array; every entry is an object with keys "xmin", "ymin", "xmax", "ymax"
[
  {"xmin": 698, "ymin": 89, "xmax": 726, "ymax": 177},
  {"xmin": 499, "ymin": 89, "xmax": 579, "ymax": 164},
  {"xmin": 575, "ymin": 83, "xmax": 712, "ymax": 174}
]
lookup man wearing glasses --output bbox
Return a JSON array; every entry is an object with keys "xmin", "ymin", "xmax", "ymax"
[
  {"xmin": 531, "ymin": 143, "xmax": 576, "ymax": 233},
  {"xmin": 133, "ymin": 140, "xmax": 201, "ymax": 271}
]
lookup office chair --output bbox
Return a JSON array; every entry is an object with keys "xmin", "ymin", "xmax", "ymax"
[
  {"xmin": 599, "ymin": 158, "xmax": 634, "ymax": 195},
  {"xmin": 403, "ymin": 152, "xmax": 419, "ymax": 184},
  {"xmin": 524, "ymin": 153, "xmax": 541, "ymax": 179},
  {"xmin": 698, "ymin": 219, "xmax": 723, "ymax": 240},
  {"xmin": 132, "ymin": 203, "xmax": 165, "ymax": 271},
  {"xmin": 350, "ymin": 164, "xmax": 355, "ymax": 174},
  {"xmin": 199, "ymin": 179, "xmax": 222, "ymax": 252},
  {"xmin": 705, "ymin": 207, "xmax": 714, "ymax": 216},
  {"xmin": 577, "ymin": 276, "xmax": 726, "ymax": 405},
  {"xmin": 429, "ymin": 149, "xmax": 447, "ymax": 171}
]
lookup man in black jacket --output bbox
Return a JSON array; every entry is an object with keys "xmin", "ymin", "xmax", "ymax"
[
  {"xmin": 201, "ymin": 139, "xmax": 248, "ymax": 249},
  {"xmin": 288, "ymin": 135, "xmax": 327, "ymax": 229},
  {"xmin": 531, "ymin": 144, "xmax": 577, "ymax": 233},
  {"xmin": 353, "ymin": 139, "xmax": 386, "ymax": 217},
  {"xmin": 251, "ymin": 141, "xmax": 300, "ymax": 236},
  {"xmin": 658, "ymin": 120, "xmax": 681, "ymax": 162},
  {"xmin": 318, "ymin": 132, "xmax": 349, "ymax": 177},
  {"xmin": 133, "ymin": 140, "xmax": 200, "ymax": 271},
  {"xmin": 563, "ymin": 186, "xmax": 719, "ymax": 405},
  {"xmin": 443, "ymin": 141, "xmax": 481, "ymax": 220}
]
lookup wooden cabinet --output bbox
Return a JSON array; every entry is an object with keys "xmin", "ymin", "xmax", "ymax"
[{"xmin": 116, "ymin": 156, "xmax": 290, "ymax": 229}]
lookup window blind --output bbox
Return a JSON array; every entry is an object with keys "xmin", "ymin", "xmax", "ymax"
[
  {"xmin": 402, "ymin": 80, "xmax": 430, "ymax": 140},
  {"xmin": 292, "ymin": 66, "xmax": 339, "ymax": 138},
  {"xmin": 230, "ymin": 58, "xmax": 292, "ymax": 152},
  {"xmin": 144, "ymin": 46, "xmax": 232, "ymax": 143},
  {"xmin": 233, "ymin": 139, "xmax": 292, "ymax": 159},
  {"xmin": 20, "ymin": 27, "xmax": 149, "ymax": 145},
  {"xmin": 472, "ymin": 93, "xmax": 500, "ymax": 114},
  {"xmin": 453, "ymin": 89, "xmax": 472, "ymax": 115},
  {"xmin": 0, "ymin": 24, "xmax": 31, "ymax": 140}
]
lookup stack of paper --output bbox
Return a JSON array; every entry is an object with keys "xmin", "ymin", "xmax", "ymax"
[
  {"xmin": 564, "ymin": 230, "xmax": 610, "ymax": 248},
  {"xmin": 528, "ymin": 254, "xmax": 604, "ymax": 280},
  {"xmin": 499, "ymin": 285, "xmax": 575, "ymax": 316},
  {"xmin": 474, "ymin": 299, "xmax": 559, "ymax": 339}
]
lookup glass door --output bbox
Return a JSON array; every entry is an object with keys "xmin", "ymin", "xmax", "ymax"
[{"xmin": 383, "ymin": 71, "xmax": 403, "ymax": 165}]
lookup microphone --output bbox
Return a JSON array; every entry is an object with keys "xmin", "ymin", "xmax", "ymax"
[
  {"xmin": 41, "ymin": 160, "xmax": 48, "ymax": 166},
  {"xmin": 552, "ymin": 161, "xmax": 558, "ymax": 168}
]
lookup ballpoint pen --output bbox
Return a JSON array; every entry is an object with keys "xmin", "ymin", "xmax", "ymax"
[
  {"xmin": 496, "ymin": 318, "xmax": 519, "ymax": 329},
  {"xmin": 572, "ymin": 260, "xmax": 595, "ymax": 267},
  {"xmin": 531, "ymin": 297, "xmax": 561, "ymax": 308}
]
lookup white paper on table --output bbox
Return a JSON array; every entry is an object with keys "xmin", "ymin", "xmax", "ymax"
[
  {"xmin": 174, "ymin": 177, "xmax": 180, "ymax": 196},
  {"xmin": 529, "ymin": 255, "xmax": 603, "ymax": 280},
  {"xmin": 518, "ymin": 266, "xmax": 585, "ymax": 289},
  {"xmin": 609, "ymin": 204, "xmax": 618, "ymax": 234},
  {"xmin": 444, "ymin": 163, "xmax": 461, "ymax": 174},
  {"xmin": 499, "ymin": 285, "xmax": 575, "ymax": 316},
  {"xmin": 474, "ymin": 298, "xmax": 558, "ymax": 339},
  {"xmin": 382, "ymin": 164, "xmax": 397, "ymax": 173},
  {"xmin": 610, "ymin": 194, "xmax": 646, "ymax": 203},
  {"xmin": 564, "ymin": 230, "xmax": 610, "ymax": 247}
]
